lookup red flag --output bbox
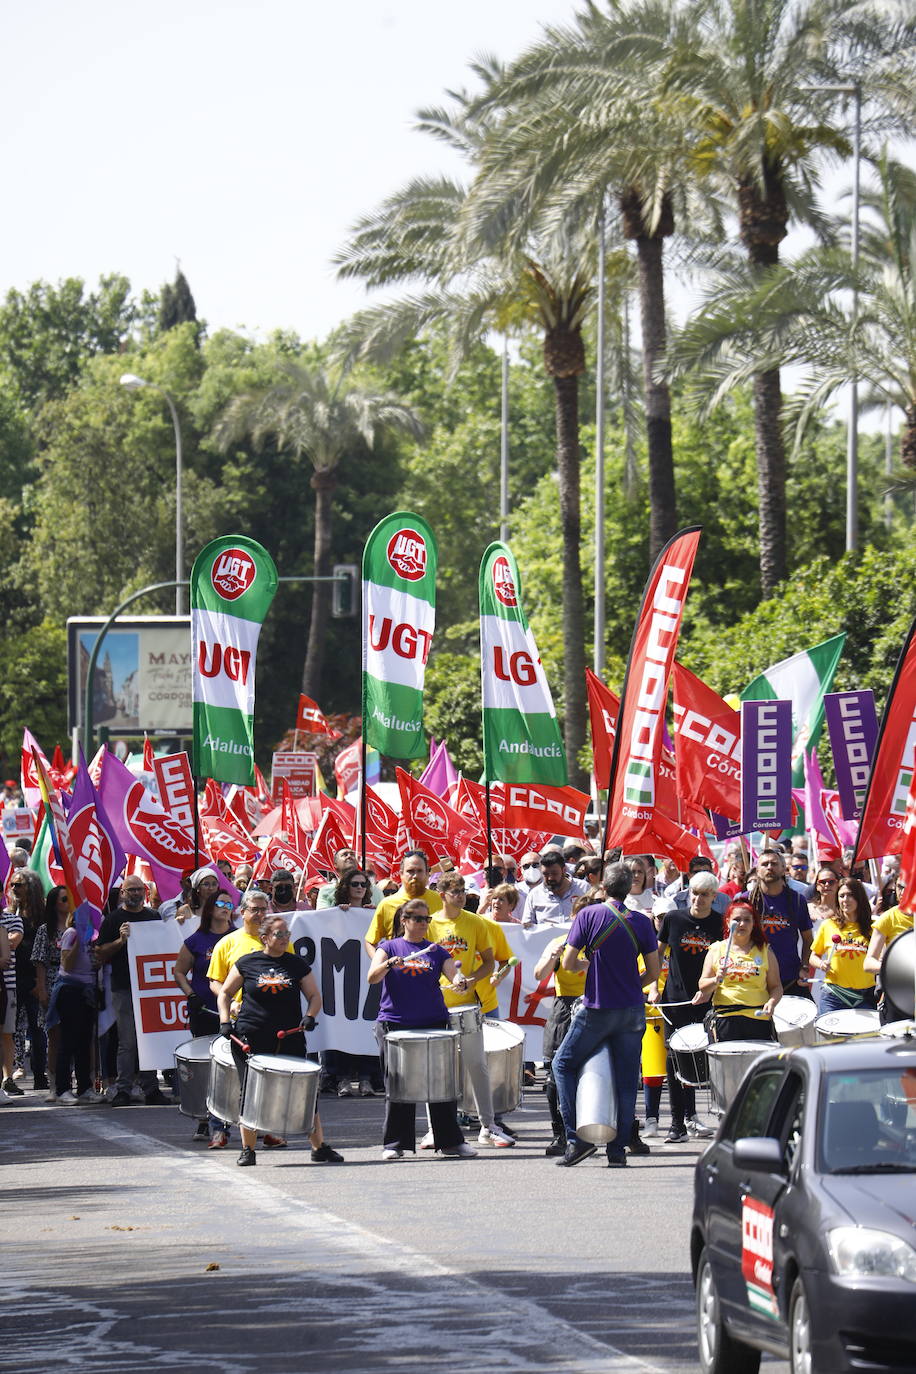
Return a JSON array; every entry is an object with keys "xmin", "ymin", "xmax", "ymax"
[
  {"xmin": 254, "ymin": 764, "xmax": 273, "ymax": 813},
  {"xmin": 356, "ymin": 786, "xmax": 400, "ymax": 873},
  {"xmin": 320, "ymin": 792, "xmax": 357, "ymax": 846},
  {"xmin": 897, "ymin": 771, "xmax": 916, "ymax": 912},
  {"xmin": 21, "ymin": 729, "xmax": 53, "ymax": 809},
  {"xmin": 31, "ymin": 749, "xmax": 85, "ymax": 909},
  {"xmin": 396, "ymin": 767, "xmax": 479, "ymax": 863},
  {"xmin": 606, "ymin": 527, "xmax": 701, "ymax": 851},
  {"xmin": 142, "ymin": 736, "xmax": 155, "ymax": 773},
  {"xmin": 306, "ymin": 808, "xmax": 351, "ymax": 874},
  {"xmin": 154, "ymin": 753, "xmax": 196, "ymax": 834},
  {"xmin": 252, "ymin": 837, "xmax": 311, "ymax": 883},
  {"xmin": 334, "ymin": 739, "xmax": 362, "ymax": 797},
  {"xmin": 296, "ymin": 694, "xmax": 342, "ymax": 740},
  {"xmin": 225, "ymin": 785, "xmax": 262, "ymax": 833},
  {"xmin": 585, "ymin": 669, "xmax": 618, "ymax": 789},
  {"xmin": 854, "ymin": 615, "xmax": 916, "ymax": 862},
  {"xmin": 281, "ymin": 778, "xmax": 312, "ymax": 854},
  {"xmin": 499, "ymin": 780, "xmax": 591, "ymax": 839},
  {"xmin": 671, "ymin": 662, "xmax": 742, "ymax": 822}
]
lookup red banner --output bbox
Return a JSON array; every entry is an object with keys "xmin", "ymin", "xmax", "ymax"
[
  {"xmin": 396, "ymin": 767, "xmax": 479, "ymax": 862},
  {"xmin": 334, "ymin": 739, "xmax": 362, "ymax": 797},
  {"xmin": 671, "ymin": 662, "xmax": 741, "ymax": 822},
  {"xmin": 606, "ymin": 527, "xmax": 701, "ymax": 851},
  {"xmin": 854, "ymin": 616, "xmax": 916, "ymax": 862},
  {"xmin": 586, "ymin": 669, "xmax": 618, "ymax": 790},
  {"xmin": 356, "ymin": 786, "xmax": 399, "ymax": 874},
  {"xmin": 296, "ymin": 693, "xmax": 342, "ymax": 739}
]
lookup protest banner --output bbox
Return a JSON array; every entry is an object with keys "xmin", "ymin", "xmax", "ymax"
[
  {"xmin": 854, "ymin": 615, "xmax": 916, "ymax": 862},
  {"xmin": 823, "ymin": 689, "xmax": 878, "ymax": 821},
  {"xmin": 740, "ymin": 700, "xmax": 793, "ymax": 833}
]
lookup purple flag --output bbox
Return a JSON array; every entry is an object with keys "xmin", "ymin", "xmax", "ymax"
[
  {"xmin": 740, "ymin": 699, "xmax": 793, "ymax": 832},
  {"xmin": 802, "ymin": 749, "xmax": 835, "ymax": 841},
  {"xmin": 418, "ymin": 738, "xmax": 458, "ymax": 799},
  {"xmin": 823, "ymin": 689, "xmax": 878, "ymax": 821},
  {"xmin": 96, "ymin": 749, "xmax": 202, "ymax": 900},
  {"xmin": 710, "ymin": 810, "xmax": 744, "ymax": 841}
]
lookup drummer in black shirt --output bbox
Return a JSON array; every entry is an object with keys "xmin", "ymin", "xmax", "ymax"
[
  {"xmin": 650, "ymin": 871, "xmax": 721, "ymax": 1146},
  {"xmin": 217, "ymin": 914, "xmax": 344, "ymax": 1168}
]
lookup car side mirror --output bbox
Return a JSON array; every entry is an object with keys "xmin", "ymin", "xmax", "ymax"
[{"xmin": 733, "ymin": 1136, "xmax": 786, "ymax": 1173}]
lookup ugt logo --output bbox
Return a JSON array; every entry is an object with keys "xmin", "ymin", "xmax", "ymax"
[
  {"xmin": 493, "ymin": 555, "xmax": 518, "ymax": 608},
  {"xmin": 386, "ymin": 529, "xmax": 427, "ymax": 581},
  {"xmin": 211, "ymin": 548, "xmax": 256, "ymax": 600}
]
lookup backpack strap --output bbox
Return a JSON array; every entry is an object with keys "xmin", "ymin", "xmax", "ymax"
[{"xmin": 585, "ymin": 901, "xmax": 641, "ymax": 958}]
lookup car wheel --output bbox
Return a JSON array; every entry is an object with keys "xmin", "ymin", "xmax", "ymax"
[
  {"xmin": 696, "ymin": 1247, "xmax": 761, "ymax": 1374},
  {"xmin": 789, "ymin": 1278, "xmax": 813, "ymax": 1374}
]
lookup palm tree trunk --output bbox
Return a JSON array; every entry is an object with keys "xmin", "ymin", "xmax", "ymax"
[
  {"xmin": 740, "ymin": 174, "xmax": 789, "ymax": 597},
  {"xmin": 634, "ymin": 233, "xmax": 677, "ymax": 558},
  {"xmin": 902, "ymin": 403, "xmax": 916, "ymax": 470},
  {"xmin": 301, "ymin": 468, "xmax": 337, "ymax": 699},
  {"xmin": 553, "ymin": 372, "xmax": 588, "ymax": 790}
]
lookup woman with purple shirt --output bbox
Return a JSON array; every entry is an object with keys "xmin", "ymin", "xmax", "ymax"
[
  {"xmin": 368, "ymin": 899, "xmax": 477, "ymax": 1161},
  {"xmin": 172, "ymin": 890, "xmax": 236, "ymax": 1146}
]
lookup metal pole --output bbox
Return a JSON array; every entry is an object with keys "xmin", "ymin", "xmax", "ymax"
[
  {"xmin": 885, "ymin": 403, "xmax": 895, "ymax": 530},
  {"xmin": 500, "ymin": 341, "xmax": 509, "ymax": 543},
  {"xmin": 847, "ymin": 83, "xmax": 861, "ymax": 554},
  {"xmin": 594, "ymin": 202, "xmax": 607, "ymax": 675},
  {"xmin": 160, "ymin": 391, "xmax": 184, "ymax": 613}
]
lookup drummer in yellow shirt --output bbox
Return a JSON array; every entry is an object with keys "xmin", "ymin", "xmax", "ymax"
[
  {"xmin": 864, "ymin": 873, "xmax": 914, "ymax": 1022},
  {"xmin": 419, "ymin": 872, "xmax": 514, "ymax": 1149},
  {"xmin": 695, "ymin": 901, "xmax": 781, "ymax": 1042},
  {"xmin": 810, "ymin": 877, "xmax": 876, "ymax": 1014},
  {"xmin": 364, "ymin": 851, "xmax": 443, "ymax": 956}
]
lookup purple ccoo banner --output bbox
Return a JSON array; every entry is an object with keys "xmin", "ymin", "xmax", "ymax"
[
  {"xmin": 823, "ymin": 689, "xmax": 878, "ymax": 821},
  {"xmin": 740, "ymin": 699, "xmax": 793, "ymax": 833}
]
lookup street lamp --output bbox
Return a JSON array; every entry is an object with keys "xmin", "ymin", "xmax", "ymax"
[
  {"xmin": 801, "ymin": 82, "xmax": 861, "ymax": 552},
  {"xmin": 119, "ymin": 373, "xmax": 185, "ymax": 613}
]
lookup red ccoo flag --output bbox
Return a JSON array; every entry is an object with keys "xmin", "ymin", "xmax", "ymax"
[
  {"xmin": 671, "ymin": 662, "xmax": 742, "ymax": 822},
  {"xmin": 396, "ymin": 767, "xmax": 479, "ymax": 864},
  {"xmin": 296, "ymin": 694, "xmax": 342, "ymax": 740},
  {"xmin": 854, "ymin": 614, "xmax": 916, "ymax": 863}
]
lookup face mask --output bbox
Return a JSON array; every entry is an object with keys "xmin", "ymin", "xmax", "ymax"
[
  {"xmin": 273, "ymin": 884, "xmax": 294, "ymax": 904},
  {"xmin": 523, "ymin": 865, "xmax": 540, "ymax": 882}
]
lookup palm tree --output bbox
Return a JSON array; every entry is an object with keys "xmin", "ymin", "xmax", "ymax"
[
  {"xmin": 335, "ymin": 64, "xmax": 599, "ymax": 787},
  {"xmin": 668, "ymin": 154, "xmax": 916, "ymax": 472},
  {"xmin": 213, "ymin": 362, "xmax": 422, "ymax": 699}
]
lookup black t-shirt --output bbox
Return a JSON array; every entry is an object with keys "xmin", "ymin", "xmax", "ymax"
[
  {"xmin": 234, "ymin": 950, "xmax": 312, "ymax": 1038},
  {"xmin": 98, "ymin": 906, "xmax": 161, "ymax": 991},
  {"xmin": 658, "ymin": 908, "xmax": 724, "ymax": 1002}
]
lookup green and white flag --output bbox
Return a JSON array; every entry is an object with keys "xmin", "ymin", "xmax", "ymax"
[
  {"xmin": 740, "ymin": 633, "xmax": 846, "ymax": 786},
  {"xmin": 191, "ymin": 535, "xmax": 278, "ymax": 785},
  {"xmin": 362, "ymin": 512, "xmax": 438, "ymax": 760},
  {"xmin": 479, "ymin": 542, "xmax": 567, "ymax": 785}
]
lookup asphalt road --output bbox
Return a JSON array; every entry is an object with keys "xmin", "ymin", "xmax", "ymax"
[{"xmin": 1, "ymin": 1077, "xmax": 790, "ymax": 1374}]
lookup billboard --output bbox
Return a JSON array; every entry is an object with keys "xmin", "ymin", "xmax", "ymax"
[{"xmin": 68, "ymin": 616, "xmax": 192, "ymax": 736}]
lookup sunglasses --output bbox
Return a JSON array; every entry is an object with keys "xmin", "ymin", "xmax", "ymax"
[
  {"xmin": 214, "ymin": 898, "xmax": 233, "ymax": 910},
  {"xmin": 818, "ymin": 877, "xmax": 838, "ymax": 886},
  {"xmin": 405, "ymin": 914, "xmax": 432, "ymax": 922},
  {"xmin": 349, "ymin": 880, "xmax": 368, "ymax": 888},
  {"xmin": 9, "ymin": 883, "xmax": 25, "ymax": 890}
]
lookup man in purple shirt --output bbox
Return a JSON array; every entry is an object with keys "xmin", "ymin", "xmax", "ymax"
[
  {"xmin": 740, "ymin": 849, "xmax": 813, "ymax": 996},
  {"xmin": 552, "ymin": 863, "xmax": 660, "ymax": 1168}
]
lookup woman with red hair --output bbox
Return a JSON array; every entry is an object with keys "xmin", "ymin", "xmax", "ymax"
[{"xmin": 694, "ymin": 902, "xmax": 781, "ymax": 1042}]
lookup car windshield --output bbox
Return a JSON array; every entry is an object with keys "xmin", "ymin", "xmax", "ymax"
[{"xmin": 819, "ymin": 1065, "xmax": 916, "ymax": 1174}]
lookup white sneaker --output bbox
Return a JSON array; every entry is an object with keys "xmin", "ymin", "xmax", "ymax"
[
  {"xmin": 418, "ymin": 1130, "xmax": 436, "ymax": 1150},
  {"xmin": 440, "ymin": 1143, "xmax": 478, "ymax": 1158},
  {"xmin": 642, "ymin": 1117, "xmax": 659, "ymax": 1138},
  {"xmin": 382, "ymin": 1147, "xmax": 403, "ymax": 1161},
  {"xmin": 44, "ymin": 1091, "xmax": 60, "ymax": 1105},
  {"xmin": 57, "ymin": 1091, "xmax": 80, "ymax": 1105},
  {"xmin": 478, "ymin": 1125, "xmax": 515, "ymax": 1148},
  {"xmin": 75, "ymin": 1089, "xmax": 106, "ymax": 1105},
  {"xmin": 686, "ymin": 1114, "xmax": 715, "ymax": 1139}
]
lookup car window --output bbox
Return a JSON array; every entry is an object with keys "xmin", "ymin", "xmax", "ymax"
[
  {"xmin": 768, "ymin": 1071, "xmax": 805, "ymax": 1171},
  {"xmin": 819, "ymin": 1067, "xmax": 916, "ymax": 1174},
  {"xmin": 723, "ymin": 1067, "xmax": 785, "ymax": 1141}
]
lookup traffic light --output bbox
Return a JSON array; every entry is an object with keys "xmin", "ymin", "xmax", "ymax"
[{"xmin": 332, "ymin": 564, "xmax": 358, "ymax": 617}]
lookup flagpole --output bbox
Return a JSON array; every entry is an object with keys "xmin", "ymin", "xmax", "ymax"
[
  {"xmin": 485, "ymin": 780, "xmax": 493, "ymax": 871},
  {"xmin": 359, "ymin": 738, "xmax": 367, "ymax": 871},
  {"xmin": 193, "ymin": 775, "xmax": 201, "ymax": 866}
]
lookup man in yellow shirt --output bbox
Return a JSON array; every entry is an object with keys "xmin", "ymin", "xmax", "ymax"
[{"xmin": 364, "ymin": 851, "xmax": 443, "ymax": 955}]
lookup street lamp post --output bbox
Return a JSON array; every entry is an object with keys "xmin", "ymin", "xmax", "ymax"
[{"xmin": 120, "ymin": 373, "xmax": 184, "ymax": 612}]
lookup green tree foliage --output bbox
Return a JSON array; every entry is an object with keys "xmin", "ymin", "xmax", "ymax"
[
  {"xmin": 424, "ymin": 653, "xmax": 484, "ymax": 777},
  {"xmin": 158, "ymin": 269, "xmax": 200, "ymax": 338},
  {"xmin": 0, "ymin": 620, "xmax": 68, "ymax": 765}
]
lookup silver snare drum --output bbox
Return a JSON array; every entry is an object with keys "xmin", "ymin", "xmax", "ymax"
[
  {"xmin": 448, "ymin": 1004, "xmax": 483, "ymax": 1036},
  {"xmin": 207, "ymin": 1035, "xmax": 240, "ymax": 1124},
  {"xmin": 708, "ymin": 1041, "xmax": 773, "ymax": 1116},
  {"xmin": 385, "ymin": 1029, "xmax": 460, "ymax": 1103},
  {"xmin": 669, "ymin": 1022, "xmax": 709, "ymax": 1088},
  {"xmin": 238, "ymin": 1054, "xmax": 321, "ymax": 1136},
  {"xmin": 458, "ymin": 1018, "xmax": 525, "ymax": 1115},
  {"xmin": 173, "ymin": 1035, "xmax": 216, "ymax": 1119},
  {"xmin": 773, "ymin": 995, "xmax": 817, "ymax": 1048},
  {"xmin": 814, "ymin": 1008, "xmax": 881, "ymax": 1044}
]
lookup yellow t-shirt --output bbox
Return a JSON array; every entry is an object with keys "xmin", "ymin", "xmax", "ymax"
[
  {"xmin": 811, "ymin": 918, "xmax": 874, "ymax": 990},
  {"xmin": 542, "ymin": 934, "xmax": 587, "ymax": 998},
  {"xmin": 365, "ymin": 887, "xmax": 444, "ymax": 945},
  {"xmin": 473, "ymin": 915, "xmax": 513, "ymax": 1014},
  {"xmin": 206, "ymin": 929, "xmax": 293, "ymax": 1003},
  {"xmin": 428, "ymin": 908, "xmax": 494, "ymax": 1009},
  {"xmin": 874, "ymin": 906, "xmax": 914, "ymax": 945},
  {"xmin": 709, "ymin": 940, "xmax": 770, "ymax": 1008}
]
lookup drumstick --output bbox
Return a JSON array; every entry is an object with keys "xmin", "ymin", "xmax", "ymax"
[
  {"xmin": 387, "ymin": 943, "xmax": 438, "ymax": 967},
  {"xmin": 230, "ymin": 1033, "xmax": 251, "ymax": 1053},
  {"xmin": 490, "ymin": 956, "xmax": 519, "ymax": 986},
  {"xmin": 716, "ymin": 920, "xmax": 739, "ymax": 986},
  {"xmin": 822, "ymin": 932, "xmax": 843, "ymax": 973},
  {"xmin": 276, "ymin": 1025, "xmax": 306, "ymax": 1040}
]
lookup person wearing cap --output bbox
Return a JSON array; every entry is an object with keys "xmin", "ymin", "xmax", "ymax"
[
  {"xmin": 523, "ymin": 850, "xmax": 588, "ymax": 927},
  {"xmin": 269, "ymin": 869, "xmax": 309, "ymax": 913}
]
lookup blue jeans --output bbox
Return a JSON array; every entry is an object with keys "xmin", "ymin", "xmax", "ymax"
[
  {"xmin": 818, "ymin": 984, "xmax": 876, "ymax": 1015},
  {"xmin": 552, "ymin": 1004, "xmax": 645, "ymax": 1157}
]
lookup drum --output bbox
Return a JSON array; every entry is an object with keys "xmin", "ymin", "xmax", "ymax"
[
  {"xmin": 814, "ymin": 1008, "xmax": 882, "ymax": 1044},
  {"xmin": 641, "ymin": 1006, "xmax": 667, "ymax": 1083},
  {"xmin": 239, "ymin": 1054, "xmax": 320, "ymax": 1136},
  {"xmin": 883, "ymin": 928, "xmax": 915, "ymax": 1018},
  {"xmin": 459, "ymin": 1019, "xmax": 524, "ymax": 1115},
  {"xmin": 448, "ymin": 1004, "xmax": 483, "ymax": 1036},
  {"xmin": 207, "ymin": 1035, "xmax": 240, "ymax": 1124},
  {"xmin": 879, "ymin": 1020, "xmax": 916, "ymax": 1040},
  {"xmin": 575, "ymin": 1046, "xmax": 618, "ymax": 1144},
  {"xmin": 385, "ymin": 1029, "xmax": 460, "ymax": 1103},
  {"xmin": 173, "ymin": 1035, "xmax": 216, "ymax": 1119},
  {"xmin": 669, "ymin": 1023, "xmax": 709, "ymax": 1088},
  {"xmin": 773, "ymin": 995, "xmax": 818, "ymax": 1048},
  {"xmin": 708, "ymin": 1041, "xmax": 773, "ymax": 1116}
]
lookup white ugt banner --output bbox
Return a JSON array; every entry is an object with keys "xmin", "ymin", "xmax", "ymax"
[{"xmin": 128, "ymin": 912, "xmax": 571, "ymax": 1069}]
